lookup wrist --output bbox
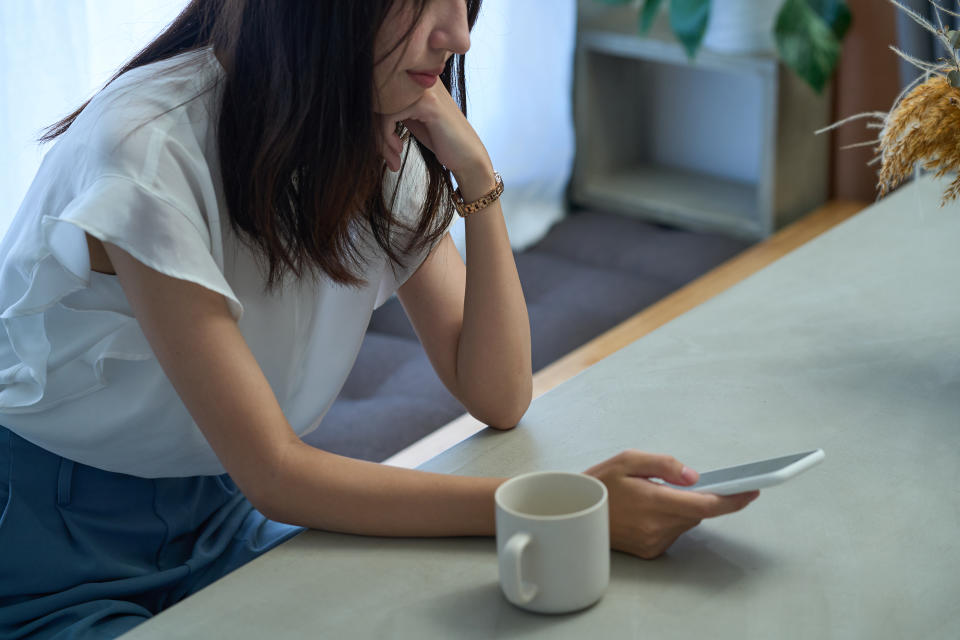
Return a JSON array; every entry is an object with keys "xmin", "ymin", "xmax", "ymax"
[
  {"xmin": 452, "ymin": 160, "xmax": 497, "ymax": 201},
  {"xmin": 452, "ymin": 172, "xmax": 503, "ymax": 218}
]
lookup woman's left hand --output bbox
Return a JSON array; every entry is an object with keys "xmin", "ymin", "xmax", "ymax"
[{"xmin": 379, "ymin": 83, "xmax": 492, "ymax": 183}]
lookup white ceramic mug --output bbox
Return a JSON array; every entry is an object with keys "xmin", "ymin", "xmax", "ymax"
[{"xmin": 494, "ymin": 471, "xmax": 609, "ymax": 614}]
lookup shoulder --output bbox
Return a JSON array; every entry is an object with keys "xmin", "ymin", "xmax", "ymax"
[{"xmin": 63, "ymin": 49, "xmax": 223, "ymax": 188}]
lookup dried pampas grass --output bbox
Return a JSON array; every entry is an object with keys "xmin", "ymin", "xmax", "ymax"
[
  {"xmin": 821, "ymin": 0, "xmax": 960, "ymax": 205},
  {"xmin": 879, "ymin": 74, "xmax": 960, "ymax": 201}
]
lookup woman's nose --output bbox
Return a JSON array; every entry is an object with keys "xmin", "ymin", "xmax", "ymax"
[{"xmin": 429, "ymin": 1, "xmax": 471, "ymax": 55}]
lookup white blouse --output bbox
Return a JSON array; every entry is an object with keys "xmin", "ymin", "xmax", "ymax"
[{"xmin": 0, "ymin": 49, "xmax": 437, "ymax": 477}]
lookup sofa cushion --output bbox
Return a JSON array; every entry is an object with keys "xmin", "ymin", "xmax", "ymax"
[
  {"xmin": 533, "ymin": 211, "xmax": 749, "ymax": 288},
  {"xmin": 516, "ymin": 252, "xmax": 677, "ymax": 370},
  {"xmin": 303, "ymin": 210, "xmax": 752, "ymax": 462}
]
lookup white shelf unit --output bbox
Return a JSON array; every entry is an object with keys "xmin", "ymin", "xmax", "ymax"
[{"xmin": 571, "ymin": 4, "xmax": 831, "ymax": 239}]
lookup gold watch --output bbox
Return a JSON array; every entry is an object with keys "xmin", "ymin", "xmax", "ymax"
[{"xmin": 453, "ymin": 172, "xmax": 504, "ymax": 217}]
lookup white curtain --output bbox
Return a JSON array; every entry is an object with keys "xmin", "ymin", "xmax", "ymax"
[
  {"xmin": 1, "ymin": 0, "xmax": 576, "ymax": 249},
  {"xmin": 460, "ymin": 0, "xmax": 576, "ymax": 251},
  {"xmin": 0, "ymin": 0, "xmax": 186, "ymax": 235}
]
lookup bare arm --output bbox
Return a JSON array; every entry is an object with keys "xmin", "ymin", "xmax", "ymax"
[
  {"xmin": 388, "ymin": 86, "xmax": 532, "ymax": 430},
  {"xmin": 396, "ymin": 206, "xmax": 531, "ymax": 429},
  {"xmin": 104, "ymin": 242, "xmax": 502, "ymax": 536},
  {"xmin": 106, "ymin": 241, "xmax": 754, "ymax": 552}
]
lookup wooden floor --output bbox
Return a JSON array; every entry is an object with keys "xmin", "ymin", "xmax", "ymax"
[{"xmin": 384, "ymin": 200, "xmax": 868, "ymax": 469}]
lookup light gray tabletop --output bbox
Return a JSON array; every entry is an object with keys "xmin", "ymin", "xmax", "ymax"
[{"xmin": 125, "ymin": 176, "xmax": 960, "ymax": 639}]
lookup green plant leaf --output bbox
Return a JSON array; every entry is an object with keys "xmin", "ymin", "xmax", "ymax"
[
  {"xmin": 775, "ymin": 0, "xmax": 843, "ymax": 93},
  {"xmin": 804, "ymin": 0, "xmax": 852, "ymax": 40},
  {"xmin": 670, "ymin": 0, "xmax": 711, "ymax": 58},
  {"xmin": 639, "ymin": 0, "xmax": 665, "ymax": 33}
]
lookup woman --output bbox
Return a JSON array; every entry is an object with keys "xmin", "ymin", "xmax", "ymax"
[{"xmin": 0, "ymin": 1, "xmax": 758, "ymax": 637}]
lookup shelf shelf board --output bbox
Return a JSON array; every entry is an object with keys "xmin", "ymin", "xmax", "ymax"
[
  {"xmin": 579, "ymin": 28, "xmax": 776, "ymax": 77},
  {"xmin": 574, "ymin": 164, "xmax": 765, "ymax": 238}
]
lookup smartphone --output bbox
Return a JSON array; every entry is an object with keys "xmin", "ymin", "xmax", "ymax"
[{"xmin": 667, "ymin": 449, "xmax": 825, "ymax": 496}]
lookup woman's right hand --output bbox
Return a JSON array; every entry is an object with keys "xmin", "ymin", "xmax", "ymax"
[{"xmin": 585, "ymin": 451, "xmax": 759, "ymax": 559}]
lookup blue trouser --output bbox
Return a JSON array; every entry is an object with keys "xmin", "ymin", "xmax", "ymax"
[{"xmin": 0, "ymin": 426, "xmax": 303, "ymax": 639}]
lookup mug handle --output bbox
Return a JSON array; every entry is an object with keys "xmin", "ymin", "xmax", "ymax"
[{"xmin": 502, "ymin": 532, "xmax": 538, "ymax": 604}]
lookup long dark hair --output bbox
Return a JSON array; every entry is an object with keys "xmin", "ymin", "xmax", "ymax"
[{"xmin": 42, "ymin": 0, "xmax": 482, "ymax": 288}]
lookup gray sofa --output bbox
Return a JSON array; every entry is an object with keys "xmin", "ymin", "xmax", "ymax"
[{"xmin": 302, "ymin": 209, "xmax": 749, "ymax": 462}]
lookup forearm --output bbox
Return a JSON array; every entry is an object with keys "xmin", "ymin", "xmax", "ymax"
[
  {"xmin": 453, "ymin": 167, "xmax": 533, "ymax": 427},
  {"xmin": 260, "ymin": 440, "xmax": 505, "ymax": 537}
]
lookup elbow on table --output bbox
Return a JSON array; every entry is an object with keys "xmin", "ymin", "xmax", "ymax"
[
  {"xmin": 485, "ymin": 417, "xmax": 522, "ymax": 431},
  {"xmin": 471, "ymin": 385, "xmax": 532, "ymax": 431}
]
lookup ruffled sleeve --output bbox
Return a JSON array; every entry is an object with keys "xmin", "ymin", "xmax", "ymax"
[
  {"xmin": 0, "ymin": 82, "xmax": 240, "ymax": 413},
  {"xmin": 44, "ymin": 174, "xmax": 241, "ymax": 318}
]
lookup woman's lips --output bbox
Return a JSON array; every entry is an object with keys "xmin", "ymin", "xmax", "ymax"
[{"xmin": 407, "ymin": 70, "xmax": 439, "ymax": 88}]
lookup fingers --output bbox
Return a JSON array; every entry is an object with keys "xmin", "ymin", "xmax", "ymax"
[
  {"xmin": 377, "ymin": 84, "xmax": 488, "ymax": 176},
  {"xmin": 384, "ymin": 82, "xmax": 450, "ymax": 122},
  {"xmin": 613, "ymin": 450, "xmax": 699, "ymax": 486},
  {"xmin": 612, "ymin": 484, "xmax": 758, "ymax": 559},
  {"xmin": 589, "ymin": 450, "xmax": 761, "ymax": 561},
  {"xmin": 400, "ymin": 119, "xmax": 431, "ymax": 148},
  {"xmin": 649, "ymin": 484, "xmax": 759, "ymax": 520}
]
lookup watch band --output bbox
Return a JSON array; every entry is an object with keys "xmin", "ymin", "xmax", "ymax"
[{"xmin": 453, "ymin": 172, "xmax": 504, "ymax": 217}]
